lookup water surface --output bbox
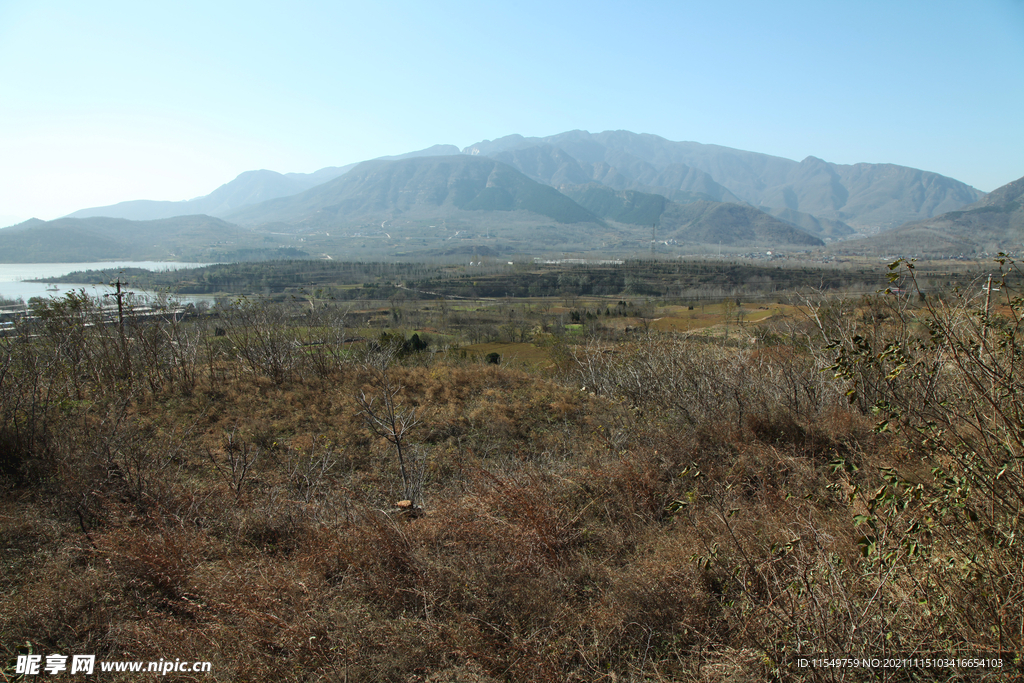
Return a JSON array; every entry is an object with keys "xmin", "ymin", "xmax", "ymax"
[{"xmin": 0, "ymin": 261, "xmax": 213, "ymax": 305}]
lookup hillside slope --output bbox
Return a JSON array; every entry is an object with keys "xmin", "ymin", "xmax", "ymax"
[
  {"xmin": 63, "ymin": 145, "xmax": 463, "ymax": 222},
  {"xmin": 465, "ymin": 130, "xmax": 984, "ymax": 230},
  {"xmin": 0, "ymin": 215, "xmax": 259, "ymax": 262},
  {"xmin": 559, "ymin": 184, "xmax": 823, "ymax": 247},
  {"xmin": 660, "ymin": 201, "xmax": 825, "ymax": 247},
  {"xmin": 846, "ymin": 174, "xmax": 1024, "ymax": 255},
  {"xmin": 226, "ymin": 156, "xmax": 604, "ymax": 229},
  {"xmin": 65, "ymin": 168, "xmax": 354, "ymax": 221}
]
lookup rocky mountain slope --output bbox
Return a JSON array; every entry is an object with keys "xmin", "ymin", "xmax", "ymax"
[
  {"xmin": 225, "ymin": 156, "xmax": 603, "ymax": 229},
  {"xmin": 465, "ymin": 130, "xmax": 984, "ymax": 230},
  {"xmin": 845, "ymin": 174, "xmax": 1024, "ymax": 255}
]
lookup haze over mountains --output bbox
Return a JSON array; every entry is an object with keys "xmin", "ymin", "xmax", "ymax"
[
  {"xmin": 466, "ymin": 131, "xmax": 984, "ymax": 230},
  {"xmin": 225, "ymin": 156, "xmax": 602, "ymax": 228},
  {"xmin": 842, "ymin": 173, "xmax": 1024, "ymax": 256},
  {"xmin": 0, "ymin": 215, "xmax": 257, "ymax": 262},
  {"xmin": 557, "ymin": 184, "xmax": 824, "ymax": 247},
  {"xmin": 1, "ymin": 129, "xmax": 1007, "ymax": 262},
  {"xmin": 65, "ymin": 170, "xmax": 345, "ymax": 222},
  {"xmin": 64, "ymin": 145, "xmax": 464, "ymax": 222}
]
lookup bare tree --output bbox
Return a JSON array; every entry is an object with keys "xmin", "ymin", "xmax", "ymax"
[
  {"xmin": 222, "ymin": 297, "xmax": 298, "ymax": 384},
  {"xmin": 299, "ymin": 303, "xmax": 351, "ymax": 378},
  {"xmin": 356, "ymin": 348, "xmax": 424, "ymax": 506},
  {"xmin": 207, "ymin": 429, "xmax": 261, "ymax": 500}
]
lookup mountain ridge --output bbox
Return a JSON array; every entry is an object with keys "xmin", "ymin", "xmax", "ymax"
[
  {"xmin": 65, "ymin": 168, "xmax": 353, "ymax": 222},
  {"xmin": 62, "ymin": 144, "xmax": 464, "ymax": 222},
  {"xmin": 225, "ymin": 155, "xmax": 604, "ymax": 228},
  {"xmin": 464, "ymin": 130, "xmax": 985, "ymax": 230},
  {"xmin": 843, "ymin": 174, "xmax": 1024, "ymax": 256},
  {"xmin": 58, "ymin": 130, "xmax": 988, "ymax": 234},
  {"xmin": 20, "ymin": 129, "xmax": 1007, "ymax": 259}
]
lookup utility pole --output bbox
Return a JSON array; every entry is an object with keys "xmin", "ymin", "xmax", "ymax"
[
  {"xmin": 105, "ymin": 277, "xmax": 129, "ymax": 338},
  {"xmin": 983, "ymin": 274, "xmax": 998, "ymax": 338},
  {"xmin": 105, "ymin": 276, "xmax": 131, "ymax": 379}
]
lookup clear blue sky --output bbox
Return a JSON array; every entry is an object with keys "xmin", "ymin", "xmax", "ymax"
[{"xmin": 1, "ymin": 0, "xmax": 1022, "ymax": 226}]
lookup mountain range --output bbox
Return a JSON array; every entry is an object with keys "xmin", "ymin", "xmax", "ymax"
[
  {"xmin": 63, "ymin": 144, "xmax": 462, "ymax": 221},
  {"xmin": 65, "ymin": 168, "xmax": 353, "ymax": 222},
  {"xmin": 463, "ymin": 131, "xmax": 985, "ymax": 231},
  {"xmin": 2, "ymin": 129, "xmax": 1010, "ymax": 262},
  {"xmin": 225, "ymin": 155, "xmax": 603, "ymax": 228},
  {"xmin": 841, "ymin": 174, "xmax": 1024, "ymax": 256}
]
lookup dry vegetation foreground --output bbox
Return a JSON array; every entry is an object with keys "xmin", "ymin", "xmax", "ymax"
[{"xmin": 2, "ymin": 261, "xmax": 1023, "ymax": 681}]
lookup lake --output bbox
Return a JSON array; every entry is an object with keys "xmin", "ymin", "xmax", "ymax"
[{"xmin": 0, "ymin": 261, "xmax": 214, "ymax": 305}]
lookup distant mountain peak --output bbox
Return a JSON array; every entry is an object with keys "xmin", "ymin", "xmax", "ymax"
[
  {"xmin": 375, "ymin": 144, "xmax": 463, "ymax": 161},
  {"xmin": 462, "ymin": 130, "xmax": 985, "ymax": 230}
]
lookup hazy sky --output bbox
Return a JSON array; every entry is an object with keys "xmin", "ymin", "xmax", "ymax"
[{"xmin": 1, "ymin": 0, "xmax": 1022, "ymax": 226}]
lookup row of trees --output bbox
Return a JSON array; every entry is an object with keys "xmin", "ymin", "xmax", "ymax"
[{"xmin": 41, "ymin": 258, "xmax": 916, "ymax": 302}]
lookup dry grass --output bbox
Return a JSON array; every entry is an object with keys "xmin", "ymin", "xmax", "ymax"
[
  {"xmin": 460, "ymin": 342, "xmax": 552, "ymax": 368},
  {"xmin": 2, "ymin": 285, "xmax": 1021, "ymax": 681}
]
